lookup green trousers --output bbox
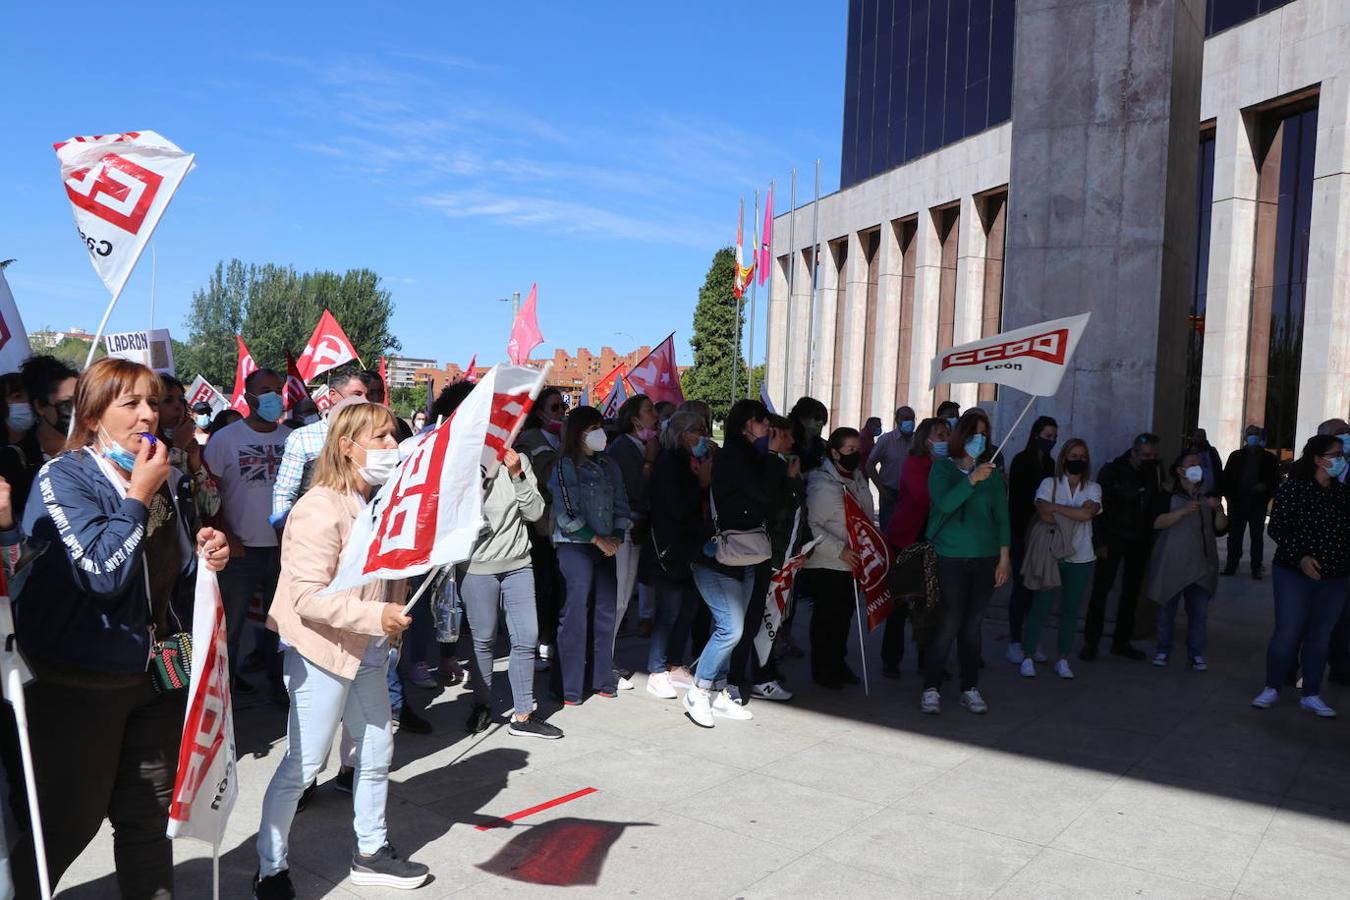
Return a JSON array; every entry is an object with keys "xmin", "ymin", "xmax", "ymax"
[{"xmin": 1024, "ymin": 561, "xmax": 1095, "ymax": 658}]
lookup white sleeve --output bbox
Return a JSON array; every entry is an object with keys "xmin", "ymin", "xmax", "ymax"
[
  {"xmin": 1087, "ymin": 481, "xmax": 1103, "ymax": 513},
  {"xmin": 1034, "ymin": 477, "xmax": 1055, "ymax": 503}
]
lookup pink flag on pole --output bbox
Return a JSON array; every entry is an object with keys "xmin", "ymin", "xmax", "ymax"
[
  {"xmin": 506, "ymin": 284, "xmax": 544, "ymax": 365},
  {"xmin": 627, "ymin": 334, "xmax": 684, "ymax": 406},
  {"xmin": 758, "ymin": 185, "xmax": 773, "ymax": 286},
  {"xmin": 464, "ymin": 354, "xmax": 479, "ymax": 384}
]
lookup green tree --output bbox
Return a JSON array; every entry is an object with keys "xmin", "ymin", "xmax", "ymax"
[
  {"xmin": 681, "ymin": 247, "xmax": 746, "ymax": 421},
  {"xmin": 389, "ymin": 384, "xmax": 428, "ymax": 416},
  {"xmin": 48, "ymin": 338, "xmax": 105, "ymax": 370},
  {"xmin": 178, "ymin": 260, "xmax": 401, "ymax": 388}
]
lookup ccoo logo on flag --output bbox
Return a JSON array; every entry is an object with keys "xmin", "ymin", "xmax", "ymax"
[{"xmin": 63, "ymin": 153, "xmax": 164, "ymax": 235}]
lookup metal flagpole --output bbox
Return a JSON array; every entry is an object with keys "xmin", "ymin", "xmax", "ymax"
[
  {"xmin": 784, "ymin": 170, "xmax": 797, "ymax": 402},
  {"xmin": 805, "ymin": 159, "xmax": 821, "ymax": 393},
  {"xmin": 852, "ymin": 582, "xmax": 870, "ymax": 697},
  {"xmin": 992, "ymin": 394, "xmax": 1039, "ymax": 465},
  {"xmin": 731, "ymin": 198, "xmax": 742, "ymax": 406},
  {"xmin": 748, "ymin": 188, "xmax": 759, "ymax": 401},
  {"xmin": 762, "ymin": 179, "xmax": 774, "ymax": 407}
]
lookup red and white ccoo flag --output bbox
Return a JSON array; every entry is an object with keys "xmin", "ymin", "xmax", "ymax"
[
  {"xmin": 167, "ymin": 566, "xmax": 237, "ymax": 845},
  {"xmin": 296, "ymin": 309, "xmax": 359, "ymax": 381},
  {"xmin": 843, "ymin": 490, "xmax": 892, "ymax": 630},
  {"xmin": 229, "ymin": 335, "xmax": 257, "ymax": 415},
  {"xmin": 53, "ymin": 131, "xmax": 195, "ymax": 301},
  {"xmin": 283, "ymin": 351, "xmax": 309, "ymax": 411},
  {"xmin": 932, "ymin": 313, "xmax": 1091, "ymax": 398},
  {"xmin": 326, "ymin": 364, "xmax": 546, "ymax": 592},
  {"xmin": 754, "ymin": 537, "xmax": 821, "ymax": 666}
]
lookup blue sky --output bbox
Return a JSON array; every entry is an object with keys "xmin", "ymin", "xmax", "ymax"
[{"xmin": 1, "ymin": 3, "xmax": 844, "ymax": 369}]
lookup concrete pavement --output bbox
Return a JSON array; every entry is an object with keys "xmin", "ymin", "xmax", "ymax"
[{"xmin": 58, "ymin": 557, "xmax": 1350, "ymax": 898}]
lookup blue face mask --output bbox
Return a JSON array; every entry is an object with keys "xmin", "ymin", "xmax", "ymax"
[
  {"xmin": 947, "ymin": 417, "xmax": 959, "ymax": 430},
  {"xmin": 7, "ymin": 403, "xmax": 35, "ymax": 433},
  {"xmin": 1341, "ymin": 434, "xmax": 1350, "ymax": 457},
  {"xmin": 964, "ymin": 433, "xmax": 987, "ymax": 459},
  {"xmin": 195, "ymin": 413, "xmax": 212, "ymax": 430},
  {"xmin": 753, "ymin": 435, "xmax": 771, "ymax": 455},
  {"xmin": 1329, "ymin": 456, "xmax": 1348, "ymax": 480},
  {"xmin": 691, "ymin": 436, "xmax": 710, "ymax": 459},
  {"xmin": 931, "ymin": 441, "xmax": 949, "ymax": 458},
  {"xmin": 1246, "ymin": 434, "xmax": 1261, "ymax": 448},
  {"xmin": 99, "ymin": 426, "xmax": 139, "ymax": 472},
  {"xmin": 899, "ymin": 420, "xmax": 915, "ymax": 435},
  {"xmin": 254, "ymin": 392, "xmax": 284, "ymax": 422}
]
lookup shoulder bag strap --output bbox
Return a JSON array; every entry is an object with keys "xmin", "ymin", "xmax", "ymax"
[{"xmin": 557, "ymin": 456, "xmax": 579, "ymax": 521}]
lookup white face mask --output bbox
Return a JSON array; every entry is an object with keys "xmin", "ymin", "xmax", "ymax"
[
  {"xmin": 1183, "ymin": 465, "xmax": 1204, "ymax": 484},
  {"xmin": 584, "ymin": 428, "xmax": 608, "ymax": 453},
  {"xmin": 356, "ymin": 446, "xmax": 400, "ymax": 486}
]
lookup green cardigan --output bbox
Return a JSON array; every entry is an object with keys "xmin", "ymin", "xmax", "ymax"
[{"xmin": 926, "ymin": 457, "xmax": 1012, "ymax": 558}]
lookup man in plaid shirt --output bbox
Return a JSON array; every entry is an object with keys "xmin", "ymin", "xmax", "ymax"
[{"xmin": 270, "ymin": 371, "xmax": 370, "ymax": 525}]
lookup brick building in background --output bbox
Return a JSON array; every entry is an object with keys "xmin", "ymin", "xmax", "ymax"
[{"xmin": 409, "ymin": 345, "xmax": 655, "ymax": 408}]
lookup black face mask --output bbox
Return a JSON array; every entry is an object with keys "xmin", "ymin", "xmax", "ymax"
[
  {"xmin": 836, "ymin": 452, "xmax": 861, "ymax": 472},
  {"xmin": 50, "ymin": 400, "xmax": 73, "ymax": 434},
  {"xmin": 1065, "ymin": 459, "xmax": 1088, "ymax": 476}
]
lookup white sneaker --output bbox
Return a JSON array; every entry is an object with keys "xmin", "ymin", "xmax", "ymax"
[
  {"xmin": 1054, "ymin": 659, "xmax": 1074, "ymax": 680},
  {"xmin": 1152, "ymin": 652, "xmax": 1168, "ymax": 667},
  {"xmin": 1033, "ymin": 649, "xmax": 1048, "ymax": 663},
  {"xmin": 751, "ymin": 680, "xmax": 794, "ymax": 701},
  {"xmin": 960, "ymin": 689, "xmax": 989, "ymax": 714},
  {"xmin": 1300, "ymin": 695, "xmax": 1337, "ymax": 718},
  {"xmin": 920, "ymin": 688, "xmax": 941, "ymax": 714},
  {"xmin": 646, "ymin": 671, "xmax": 677, "ymax": 700},
  {"xmin": 1189, "ymin": 656, "xmax": 1208, "ymax": 672},
  {"xmin": 683, "ymin": 687, "xmax": 715, "ymax": 727},
  {"xmin": 1005, "ymin": 644, "xmax": 1025, "ymax": 665},
  {"xmin": 615, "ymin": 674, "xmax": 635, "ymax": 691},
  {"xmin": 711, "ymin": 689, "xmax": 754, "ymax": 720},
  {"xmin": 1251, "ymin": 687, "xmax": 1279, "ymax": 709},
  {"xmin": 1019, "ymin": 658, "xmax": 1036, "ymax": 678},
  {"xmin": 667, "ymin": 666, "xmax": 694, "ymax": 690}
]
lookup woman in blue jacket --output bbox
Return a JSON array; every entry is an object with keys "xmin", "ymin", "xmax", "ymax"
[
  {"xmin": 9, "ymin": 358, "xmax": 229, "ymax": 899},
  {"xmin": 549, "ymin": 406, "xmax": 633, "ymax": 704}
]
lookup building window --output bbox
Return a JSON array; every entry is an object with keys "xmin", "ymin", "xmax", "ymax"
[
  {"xmin": 978, "ymin": 190, "xmax": 1007, "ymax": 403},
  {"xmin": 1245, "ymin": 103, "xmax": 1318, "ymax": 461},
  {"xmin": 1184, "ymin": 133, "xmax": 1216, "ymax": 433},
  {"xmin": 895, "ymin": 217, "xmax": 918, "ymax": 408},
  {"xmin": 932, "ymin": 205, "xmax": 960, "ymax": 407},
  {"xmin": 861, "ymin": 229, "xmax": 882, "ymax": 417},
  {"xmin": 841, "ymin": 0, "xmax": 1015, "ymax": 189},
  {"xmin": 1205, "ymin": 0, "xmax": 1295, "ymax": 36}
]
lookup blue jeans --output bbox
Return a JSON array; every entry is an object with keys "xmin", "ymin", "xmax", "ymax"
[
  {"xmin": 1155, "ymin": 583, "xmax": 1211, "ymax": 658},
  {"xmin": 258, "ymin": 649, "xmax": 394, "ymax": 876},
  {"xmin": 647, "ymin": 575, "xmax": 696, "ymax": 673},
  {"xmin": 460, "ymin": 567, "xmax": 540, "ymax": 717},
  {"xmin": 690, "ymin": 564, "xmax": 755, "ymax": 691},
  {"xmin": 556, "ymin": 543, "xmax": 618, "ymax": 701},
  {"xmin": 1266, "ymin": 566, "xmax": 1348, "ymax": 696},
  {"xmin": 219, "ymin": 545, "xmax": 283, "ymax": 687}
]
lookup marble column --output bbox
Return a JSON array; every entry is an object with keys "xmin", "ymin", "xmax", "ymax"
[
  {"xmin": 952, "ymin": 193, "xmax": 988, "ymax": 411},
  {"xmin": 998, "ymin": 0, "xmax": 1206, "ymax": 458},
  {"xmin": 907, "ymin": 209, "xmax": 943, "ymax": 417},
  {"xmin": 873, "ymin": 220, "xmax": 904, "ymax": 419}
]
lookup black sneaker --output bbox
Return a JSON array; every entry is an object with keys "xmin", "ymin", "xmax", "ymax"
[
  {"xmin": 508, "ymin": 716, "xmax": 564, "ymax": 739},
  {"xmin": 334, "ymin": 765, "xmax": 354, "ymax": 795},
  {"xmin": 1110, "ymin": 643, "xmax": 1147, "ymax": 661},
  {"xmin": 1252, "ymin": 567, "xmax": 1264, "ymax": 581},
  {"xmin": 465, "ymin": 704, "xmax": 492, "ymax": 734},
  {"xmin": 350, "ymin": 844, "xmax": 429, "ymax": 890},
  {"xmin": 1221, "ymin": 565, "xmax": 1238, "ymax": 576},
  {"xmin": 296, "ymin": 779, "xmax": 317, "ymax": 813},
  {"xmin": 395, "ymin": 705, "xmax": 432, "ymax": 735},
  {"xmin": 881, "ymin": 663, "xmax": 901, "ymax": 680},
  {"xmin": 253, "ymin": 869, "xmax": 295, "ymax": 900}
]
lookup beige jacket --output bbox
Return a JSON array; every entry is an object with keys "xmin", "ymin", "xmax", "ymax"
[{"xmin": 267, "ymin": 485, "xmax": 407, "ymax": 679}]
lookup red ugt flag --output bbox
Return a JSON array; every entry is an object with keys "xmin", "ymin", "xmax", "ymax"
[
  {"xmin": 284, "ymin": 350, "xmax": 309, "ymax": 411},
  {"xmin": 229, "ymin": 335, "xmax": 257, "ymax": 415},
  {"xmin": 843, "ymin": 489, "xmax": 893, "ymax": 630},
  {"xmin": 626, "ymin": 334, "xmax": 684, "ymax": 406},
  {"xmin": 296, "ymin": 309, "xmax": 358, "ymax": 381},
  {"xmin": 506, "ymin": 284, "xmax": 544, "ymax": 365}
]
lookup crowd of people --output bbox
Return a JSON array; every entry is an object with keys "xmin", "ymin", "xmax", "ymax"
[{"xmin": 0, "ymin": 353, "xmax": 1347, "ymax": 898}]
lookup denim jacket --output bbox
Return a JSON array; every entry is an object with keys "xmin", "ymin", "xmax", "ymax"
[{"xmin": 549, "ymin": 454, "xmax": 633, "ymax": 544}]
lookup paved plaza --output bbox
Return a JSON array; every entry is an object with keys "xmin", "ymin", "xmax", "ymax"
[{"xmin": 60, "ymin": 559, "xmax": 1350, "ymax": 899}]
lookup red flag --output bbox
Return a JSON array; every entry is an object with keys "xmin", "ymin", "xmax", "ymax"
[
  {"xmin": 506, "ymin": 283, "xmax": 544, "ymax": 365},
  {"xmin": 167, "ymin": 567, "xmax": 237, "ymax": 843},
  {"xmin": 228, "ymin": 335, "xmax": 257, "ymax": 415},
  {"xmin": 627, "ymin": 334, "xmax": 684, "ymax": 406},
  {"xmin": 600, "ymin": 373, "xmax": 628, "ymax": 418},
  {"xmin": 378, "ymin": 356, "xmax": 390, "ymax": 406},
  {"xmin": 283, "ymin": 351, "xmax": 309, "ymax": 411},
  {"xmin": 753, "ymin": 536, "xmax": 822, "ymax": 665},
  {"xmin": 758, "ymin": 185, "xmax": 773, "ymax": 286},
  {"xmin": 844, "ymin": 489, "xmax": 892, "ymax": 630},
  {"xmin": 313, "ymin": 385, "xmax": 335, "ymax": 414},
  {"xmin": 593, "ymin": 362, "xmax": 627, "ymax": 403},
  {"xmin": 464, "ymin": 354, "xmax": 479, "ymax": 384},
  {"xmin": 296, "ymin": 309, "xmax": 359, "ymax": 381}
]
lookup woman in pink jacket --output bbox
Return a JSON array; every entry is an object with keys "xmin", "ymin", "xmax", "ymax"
[{"xmin": 253, "ymin": 401, "xmax": 429, "ymax": 897}]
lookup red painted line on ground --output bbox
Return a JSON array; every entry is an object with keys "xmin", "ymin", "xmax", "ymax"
[{"xmin": 475, "ymin": 787, "xmax": 599, "ymax": 831}]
